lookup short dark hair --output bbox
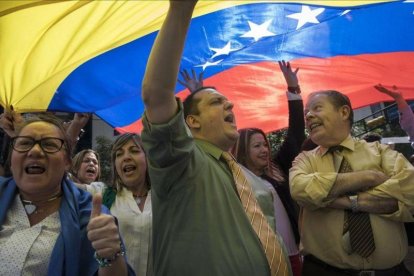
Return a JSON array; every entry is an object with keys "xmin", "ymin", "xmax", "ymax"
[
  {"xmin": 309, "ymin": 90, "xmax": 354, "ymax": 127},
  {"xmin": 183, "ymin": 86, "xmax": 217, "ymax": 119}
]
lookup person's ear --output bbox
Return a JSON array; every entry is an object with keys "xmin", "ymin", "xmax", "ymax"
[
  {"xmin": 64, "ymin": 157, "xmax": 72, "ymax": 171},
  {"xmin": 340, "ymin": 105, "xmax": 351, "ymax": 121},
  {"xmin": 186, "ymin": 115, "xmax": 201, "ymax": 129}
]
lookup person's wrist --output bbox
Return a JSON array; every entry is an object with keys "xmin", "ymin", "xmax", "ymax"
[
  {"xmin": 348, "ymin": 195, "xmax": 359, "ymax": 212},
  {"xmin": 287, "ymin": 85, "xmax": 301, "ymax": 94},
  {"xmin": 94, "ymin": 242, "xmax": 126, "ymax": 268}
]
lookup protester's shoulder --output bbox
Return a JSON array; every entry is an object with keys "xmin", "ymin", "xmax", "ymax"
[
  {"xmin": 142, "ymin": 98, "xmax": 187, "ymax": 133},
  {"xmin": 355, "ymin": 137, "xmax": 382, "ymax": 151},
  {"xmin": 299, "ymin": 146, "xmax": 320, "ymax": 158}
]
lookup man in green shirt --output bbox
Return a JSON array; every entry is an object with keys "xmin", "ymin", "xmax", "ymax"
[{"xmin": 141, "ymin": 1, "xmax": 289, "ymax": 275}]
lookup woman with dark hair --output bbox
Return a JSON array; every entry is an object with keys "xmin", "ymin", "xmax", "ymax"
[
  {"xmin": 80, "ymin": 133, "xmax": 152, "ymax": 276},
  {"xmin": 70, "ymin": 149, "xmax": 101, "ymax": 184},
  {"xmin": 232, "ymin": 127, "xmax": 302, "ymax": 276},
  {"xmin": 0, "ymin": 113, "xmax": 132, "ymax": 275},
  {"xmin": 231, "ymin": 61, "xmax": 305, "ymax": 276}
]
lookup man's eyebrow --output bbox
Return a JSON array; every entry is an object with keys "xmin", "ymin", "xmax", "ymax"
[{"xmin": 209, "ymin": 94, "xmax": 226, "ymax": 101}]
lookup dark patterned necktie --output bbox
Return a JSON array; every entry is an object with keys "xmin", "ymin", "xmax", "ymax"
[
  {"xmin": 221, "ymin": 152, "xmax": 290, "ymax": 276},
  {"xmin": 330, "ymin": 146, "xmax": 376, "ymax": 258}
]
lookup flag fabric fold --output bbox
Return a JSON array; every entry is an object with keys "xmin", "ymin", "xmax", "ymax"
[{"xmin": 1, "ymin": 0, "xmax": 413, "ymax": 133}]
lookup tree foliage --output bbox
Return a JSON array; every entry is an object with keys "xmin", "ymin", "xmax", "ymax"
[
  {"xmin": 94, "ymin": 135, "xmax": 112, "ymax": 183},
  {"xmin": 267, "ymin": 128, "xmax": 287, "ymax": 158}
]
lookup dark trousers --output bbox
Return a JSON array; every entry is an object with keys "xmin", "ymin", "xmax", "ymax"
[{"xmin": 302, "ymin": 255, "xmax": 412, "ymax": 276}]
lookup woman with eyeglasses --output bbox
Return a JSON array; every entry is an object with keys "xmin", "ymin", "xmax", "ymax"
[
  {"xmin": 0, "ymin": 113, "xmax": 133, "ymax": 276},
  {"xmin": 78, "ymin": 133, "xmax": 153, "ymax": 276},
  {"xmin": 70, "ymin": 149, "xmax": 101, "ymax": 184}
]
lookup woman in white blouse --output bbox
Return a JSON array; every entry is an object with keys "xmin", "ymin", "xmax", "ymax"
[{"xmin": 80, "ymin": 133, "xmax": 152, "ymax": 276}]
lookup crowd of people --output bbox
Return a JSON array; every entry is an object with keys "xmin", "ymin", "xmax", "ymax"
[{"xmin": 0, "ymin": 0, "xmax": 413, "ymax": 275}]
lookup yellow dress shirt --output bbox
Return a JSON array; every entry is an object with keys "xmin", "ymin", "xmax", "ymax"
[{"xmin": 290, "ymin": 135, "xmax": 414, "ymax": 269}]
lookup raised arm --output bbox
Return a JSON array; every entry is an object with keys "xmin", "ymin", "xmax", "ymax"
[
  {"xmin": 374, "ymin": 84, "xmax": 414, "ymax": 141},
  {"xmin": 142, "ymin": 0, "xmax": 198, "ymax": 124},
  {"xmin": 65, "ymin": 113, "xmax": 90, "ymax": 150},
  {"xmin": 274, "ymin": 61, "xmax": 305, "ymax": 175},
  {"xmin": 0, "ymin": 107, "xmax": 23, "ymax": 138},
  {"xmin": 374, "ymin": 84, "xmax": 409, "ymax": 110}
]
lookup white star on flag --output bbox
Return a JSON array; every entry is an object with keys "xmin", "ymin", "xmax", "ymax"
[
  {"xmin": 240, "ymin": 20, "xmax": 276, "ymax": 42},
  {"xmin": 210, "ymin": 42, "xmax": 238, "ymax": 59},
  {"xmin": 196, "ymin": 59, "xmax": 223, "ymax": 71},
  {"xmin": 287, "ymin": 5, "xmax": 325, "ymax": 30}
]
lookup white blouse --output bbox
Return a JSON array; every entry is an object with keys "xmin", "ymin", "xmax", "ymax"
[
  {"xmin": 0, "ymin": 195, "xmax": 60, "ymax": 276},
  {"xmin": 87, "ymin": 182, "xmax": 153, "ymax": 276},
  {"xmin": 263, "ymin": 180, "xmax": 299, "ymax": 256}
]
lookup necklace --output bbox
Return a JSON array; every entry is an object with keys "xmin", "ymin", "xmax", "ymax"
[
  {"xmin": 21, "ymin": 192, "xmax": 63, "ymax": 215},
  {"xmin": 133, "ymin": 191, "xmax": 148, "ymax": 205}
]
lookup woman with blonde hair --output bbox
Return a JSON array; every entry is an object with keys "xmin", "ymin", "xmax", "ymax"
[{"xmin": 81, "ymin": 133, "xmax": 152, "ymax": 276}]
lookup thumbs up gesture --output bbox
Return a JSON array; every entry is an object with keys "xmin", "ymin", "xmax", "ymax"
[{"xmin": 87, "ymin": 194, "xmax": 122, "ymax": 259}]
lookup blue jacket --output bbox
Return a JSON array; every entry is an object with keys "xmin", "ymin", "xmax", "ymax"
[{"xmin": 0, "ymin": 177, "xmax": 135, "ymax": 276}]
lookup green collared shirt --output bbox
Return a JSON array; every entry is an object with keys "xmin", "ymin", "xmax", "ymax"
[{"xmin": 142, "ymin": 101, "xmax": 270, "ymax": 276}]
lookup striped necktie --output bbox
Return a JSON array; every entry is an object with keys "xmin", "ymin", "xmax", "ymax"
[
  {"xmin": 330, "ymin": 146, "xmax": 376, "ymax": 258},
  {"xmin": 222, "ymin": 152, "xmax": 291, "ymax": 276}
]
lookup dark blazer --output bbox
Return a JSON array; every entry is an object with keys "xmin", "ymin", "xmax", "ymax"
[{"xmin": 268, "ymin": 98, "xmax": 305, "ymax": 244}]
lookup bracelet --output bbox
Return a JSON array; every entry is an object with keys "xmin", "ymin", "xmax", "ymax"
[
  {"xmin": 287, "ymin": 86, "xmax": 301, "ymax": 94},
  {"xmin": 94, "ymin": 242, "xmax": 126, "ymax": 268}
]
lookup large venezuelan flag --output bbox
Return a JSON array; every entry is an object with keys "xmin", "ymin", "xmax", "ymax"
[{"xmin": 1, "ymin": 0, "xmax": 413, "ymax": 133}]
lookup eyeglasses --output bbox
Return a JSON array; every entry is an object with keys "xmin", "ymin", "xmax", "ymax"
[{"xmin": 11, "ymin": 136, "xmax": 65, "ymax": 153}]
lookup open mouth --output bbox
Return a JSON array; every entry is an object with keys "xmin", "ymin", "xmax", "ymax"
[
  {"xmin": 309, "ymin": 122, "xmax": 322, "ymax": 131},
  {"xmin": 224, "ymin": 113, "xmax": 236, "ymax": 124},
  {"xmin": 86, "ymin": 167, "xmax": 96, "ymax": 174},
  {"xmin": 25, "ymin": 164, "xmax": 46, "ymax": 174},
  {"xmin": 123, "ymin": 164, "xmax": 136, "ymax": 173}
]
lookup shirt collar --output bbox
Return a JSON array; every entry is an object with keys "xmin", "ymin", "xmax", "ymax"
[
  {"xmin": 195, "ymin": 139, "xmax": 225, "ymax": 160},
  {"xmin": 319, "ymin": 134, "xmax": 355, "ymax": 156}
]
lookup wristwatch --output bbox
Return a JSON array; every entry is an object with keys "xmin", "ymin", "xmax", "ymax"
[
  {"xmin": 349, "ymin": 195, "xmax": 358, "ymax": 213},
  {"xmin": 94, "ymin": 242, "xmax": 126, "ymax": 268}
]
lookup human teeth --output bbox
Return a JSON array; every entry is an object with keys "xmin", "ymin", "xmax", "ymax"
[
  {"xmin": 123, "ymin": 165, "xmax": 136, "ymax": 172},
  {"xmin": 26, "ymin": 165, "xmax": 45, "ymax": 174},
  {"xmin": 310, "ymin": 123, "xmax": 321, "ymax": 130}
]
